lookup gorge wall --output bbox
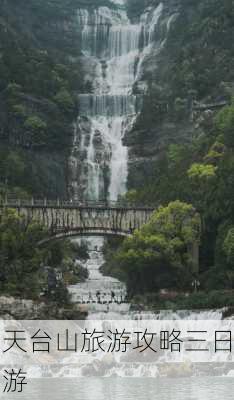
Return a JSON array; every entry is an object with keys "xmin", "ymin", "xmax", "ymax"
[
  {"xmin": 124, "ymin": 0, "xmax": 234, "ymax": 191},
  {"xmin": 1, "ymin": 0, "xmax": 233, "ymax": 201},
  {"xmin": 0, "ymin": 0, "xmax": 82, "ymax": 198}
]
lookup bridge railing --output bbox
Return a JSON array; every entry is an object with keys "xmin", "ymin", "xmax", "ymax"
[{"xmin": 0, "ymin": 196, "xmax": 155, "ymax": 210}]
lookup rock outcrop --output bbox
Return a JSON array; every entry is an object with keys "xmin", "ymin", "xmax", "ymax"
[{"xmin": 0, "ymin": 296, "xmax": 86, "ymax": 320}]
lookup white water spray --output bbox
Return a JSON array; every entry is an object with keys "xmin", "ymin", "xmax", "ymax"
[
  {"xmin": 70, "ymin": 2, "xmax": 164, "ymax": 202},
  {"xmin": 68, "ymin": 2, "xmax": 180, "ymax": 319}
]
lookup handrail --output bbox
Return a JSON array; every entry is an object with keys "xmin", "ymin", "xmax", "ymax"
[{"xmin": 0, "ymin": 198, "xmax": 155, "ymax": 210}]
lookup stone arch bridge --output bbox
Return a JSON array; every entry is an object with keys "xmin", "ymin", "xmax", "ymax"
[{"xmin": 1, "ymin": 200, "xmax": 155, "ymax": 243}]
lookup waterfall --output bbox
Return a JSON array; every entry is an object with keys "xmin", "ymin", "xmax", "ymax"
[
  {"xmin": 68, "ymin": 2, "xmax": 174, "ymax": 318},
  {"xmin": 70, "ymin": 2, "xmax": 164, "ymax": 202}
]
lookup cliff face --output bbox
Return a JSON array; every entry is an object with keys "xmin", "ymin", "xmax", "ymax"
[
  {"xmin": 0, "ymin": 0, "xmax": 82, "ymax": 198},
  {"xmin": 124, "ymin": 0, "xmax": 234, "ymax": 191},
  {"xmin": 1, "ymin": 0, "xmax": 233, "ymax": 199},
  {"xmin": 124, "ymin": 0, "xmax": 183, "ymax": 188}
]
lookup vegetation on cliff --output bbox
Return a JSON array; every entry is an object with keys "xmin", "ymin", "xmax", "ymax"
[
  {"xmin": 104, "ymin": 201, "xmax": 201, "ymax": 295},
  {"xmin": 0, "ymin": 0, "xmax": 83, "ymax": 198},
  {"xmin": 0, "ymin": 208, "xmax": 88, "ymax": 303},
  {"xmin": 114, "ymin": 99, "xmax": 234, "ymax": 299},
  {"xmin": 1, "ymin": 0, "xmax": 234, "ymax": 307},
  {"xmin": 112, "ymin": 0, "xmax": 234, "ymax": 300},
  {"xmin": 137, "ymin": 0, "xmax": 234, "ymax": 125}
]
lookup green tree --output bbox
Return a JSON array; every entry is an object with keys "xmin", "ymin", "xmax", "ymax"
[
  {"xmin": 24, "ymin": 115, "xmax": 47, "ymax": 146},
  {"xmin": 0, "ymin": 209, "xmax": 46, "ymax": 298},
  {"xmin": 188, "ymin": 163, "xmax": 217, "ymax": 180},
  {"xmin": 54, "ymin": 88, "xmax": 75, "ymax": 113},
  {"xmin": 4, "ymin": 151, "xmax": 25, "ymax": 186},
  {"xmin": 24, "ymin": 115, "xmax": 47, "ymax": 132},
  {"xmin": 115, "ymin": 201, "xmax": 201, "ymax": 295}
]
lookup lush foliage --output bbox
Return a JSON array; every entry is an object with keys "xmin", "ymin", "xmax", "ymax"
[
  {"xmin": 0, "ymin": 209, "xmax": 46, "ymax": 298},
  {"xmin": 0, "ymin": 0, "xmax": 84, "ymax": 198},
  {"xmin": 120, "ymin": 99, "xmax": 234, "ymax": 297},
  {"xmin": 0, "ymin": 208, "xmax": 88, "ymax": 302},
  {"xmin": 103, "ymin": 202, "xmax": 201, "ymax": 295},
  {"xmin": 136, "ymin": 0, "xmax": 234, "ymax": 130}
]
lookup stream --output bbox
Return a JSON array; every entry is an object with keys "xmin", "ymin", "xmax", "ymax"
[
  {"xmin": 69, "ymin": 237, "xmax": 129, "ymax": 319},
  {"xmin": 68, "ymin": 237, "xmax": 224, "ymax": 321}
]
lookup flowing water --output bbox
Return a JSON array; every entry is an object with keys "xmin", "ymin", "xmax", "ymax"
[
  {"xmin": 3, "ymin": 377, "xmax": 234, "ymax": 400},
  {"xmin": 68, "ymin": 237, "xmax": 226, "ymax": 321},
  {"xmin": 69, "ymin": 237, "xmax": 130, "ymax": 319},
  {"xmin": 68, "ymin": 1, "xmax": 225, "ymax": 323},
  {"xmin": 69, "ymin": 2, "xmax": 165, "ymax": 202},
  {"xmin": 65, "ymin": 3, "xmax": 234, "ymax": 396},
  {"xmin": 0, "ymin": 2, "xmax": 231, "ymax": 398},
  {"xmin": 68, "ymin": 1, "xmax": 167, "ymax": 317}
]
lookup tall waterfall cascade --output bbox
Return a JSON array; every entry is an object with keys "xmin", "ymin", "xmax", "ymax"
[
  {"xmin": 69, "ymin": 2, "xmax": 166, "ymax": 202},
  {"xmin": 68, "ymin": 2, "xmax": 178, "ymax": 316}
]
